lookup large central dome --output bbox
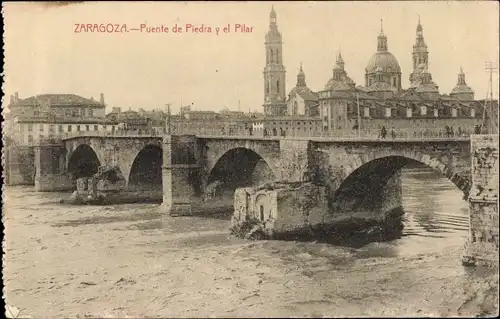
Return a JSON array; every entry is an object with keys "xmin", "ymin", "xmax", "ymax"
[{"xmin": 366, "ymin": 51, "xmax": 401, "ymax": 74}]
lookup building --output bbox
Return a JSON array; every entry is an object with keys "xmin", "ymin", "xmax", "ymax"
[
  {"xmin": 261, "ymin": 8, "xmax": 492, "ymax": 136},
  {"xmin": 251, "ymin": 116, "xmax": 322, "ymax": 137},
  {"xmin": 263, "ymin": 6, "xmax": 287, "ymax": 116},
  {"xmin": 316, "ymin": 16, "xmax": 485, "ymax": 135},
  {"xmin": 286, "ymin": 64, "xmax": 319, "ymax": 117},
  {"xmin": 5, "ymin": 93, "xmax": 118, "ymax": 145}
]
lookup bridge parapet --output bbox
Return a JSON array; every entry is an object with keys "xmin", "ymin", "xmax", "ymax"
[{"xmin": 61, "ymin": 127, "xmax": 471, "ymax": 142}]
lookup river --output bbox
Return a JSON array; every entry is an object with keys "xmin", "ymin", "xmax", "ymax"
[{"xmin": 3, "ymin": 167, "xmax": 498, "ymax": 318}]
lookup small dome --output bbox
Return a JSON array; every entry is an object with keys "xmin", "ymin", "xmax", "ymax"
[
  {"xmin": 324, "ymin": 75, "xmax": 355, "ymax": 91},
  {"xmin": 366, "ymin": 51, "xmax": 401, "ymax": 74},
  {"xmin": 451, "ymin": 85, "xmax": 474, "ymax": 95}
]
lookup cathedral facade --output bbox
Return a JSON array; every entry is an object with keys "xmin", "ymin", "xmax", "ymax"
[{"xmin": 262, "ymin": 8, "xmax": 486, "ymax": 136}]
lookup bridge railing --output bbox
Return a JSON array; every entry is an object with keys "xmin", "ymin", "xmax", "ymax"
[
  {"xmin": 59, "ymin": 127, "xmax": 471, "ymax": 141},
  {"xmin": 176, "ymin": 127, "xmax": 471, "ymax": 141},
  {"xmin": 60, "ymin": 129, "xmax": 161, "ymax": 139}
]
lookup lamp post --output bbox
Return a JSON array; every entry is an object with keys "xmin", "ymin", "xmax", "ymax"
[{"xmin": 165, "ymin": 103, "xmax": 171, "ymax": 135}]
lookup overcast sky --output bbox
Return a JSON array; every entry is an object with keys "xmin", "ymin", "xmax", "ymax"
[{"xmin": 2, "ymin": 1, "xmax": 499, "ymax": 114}]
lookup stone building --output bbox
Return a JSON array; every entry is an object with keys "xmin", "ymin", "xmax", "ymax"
[
  {"xmin": 286, "ymin": 64, "xmax": 319, "ymax": 117},
  {"xmin": 5, "ymin": 93, "xmax": 117, "ymax": 145},
  {"xmin": 232, "ymin": 182, "xmax": 329, "ymax": 234},
  {"xmin": 261, "ymin": 8, "xmax": 491, "ymax": 136},
  {"xmin": 315, "ymin": 17, "xmax": 486, "ymax": 135}
]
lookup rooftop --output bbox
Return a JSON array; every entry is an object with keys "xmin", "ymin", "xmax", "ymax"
[{"xmin": 11, "ymin": 94, "xmax": 104, "ymax": 108}]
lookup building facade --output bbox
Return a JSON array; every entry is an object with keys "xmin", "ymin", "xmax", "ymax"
[
  {"xmin": 5, "ymin": 93, "xmax": 118, "ymax": 145},
  {"xmin": 261, "ymin": 8, "xmax": 492, "ymax": 136}
]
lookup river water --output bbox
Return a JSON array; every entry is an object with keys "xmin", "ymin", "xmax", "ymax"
[{"xmin": 3, "ymin": 167, "xmax": 498, "ymax": 318}]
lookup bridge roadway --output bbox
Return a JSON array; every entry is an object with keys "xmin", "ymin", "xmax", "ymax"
[{"xmin": 56, "ymin": 127, "xmax": 471, "ymax": 143}]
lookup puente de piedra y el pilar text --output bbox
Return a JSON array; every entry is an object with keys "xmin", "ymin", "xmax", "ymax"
[{"xmin": 28, "ymin": 131, "xmax": 498, "ymax": 267}]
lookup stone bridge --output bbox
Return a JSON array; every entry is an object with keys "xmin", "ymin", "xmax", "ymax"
[
  {"xmin": 35, "ymin": 134, "xmax": 472, "ymax": 199},
  {"xmin": 32, "ymin": 133, "xmax": 497, "ymax": 266}
]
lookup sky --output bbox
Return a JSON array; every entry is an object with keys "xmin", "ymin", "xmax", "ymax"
[{"xmin": 2, "ymin": 1, "xmax": 499, "ymax": 114}]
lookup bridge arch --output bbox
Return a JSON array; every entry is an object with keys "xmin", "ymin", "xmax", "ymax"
[
  {"xmin": 207, "ymin": 147, "xmax": 278, "ymax": 191},
  {"xmin": 67, "ymin": 144, "xmax": 102, "ymax": 179},
  {"xmin": 334, "ymin": 149, "xmax": 471, "ymax": 199},
  {"xmin": 128, "ymin": 144, "xmax": 163, "ymax": 189}
]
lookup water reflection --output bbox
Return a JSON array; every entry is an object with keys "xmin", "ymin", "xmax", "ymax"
[{"xmin": 401, "ymin": 167, "xmax": 469, "ymax": 239}]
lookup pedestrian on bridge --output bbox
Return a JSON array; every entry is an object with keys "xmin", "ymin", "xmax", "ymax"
[{"xmin": 380, "ymin": 126, "xmax": 387, "ymax": 139}]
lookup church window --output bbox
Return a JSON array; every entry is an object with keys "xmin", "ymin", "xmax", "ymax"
[
  {"xmin": 276, "ymin": 49, "xmax": 280, "ymax": 63},
  {"xmin": 393, "ymin": 77, "xmax": 397, "ymax": 87},
  {"xmin": 270, "ymin": 49, "xmax": 274, "ymax": 63},
  {"xmin": 277, "ymin": 80, "xmax": 280, "ymax": 93},
  {"xmin": 369, "ymin": 79, "xmax": 372, "ymax": 86}
]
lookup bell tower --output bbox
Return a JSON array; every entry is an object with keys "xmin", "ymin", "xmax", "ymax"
[
  {"xmin": 263, "ymin": 6, "xmax": 287, "ymax": 116},
  {"xmin": 409, "ymin": 16, "xmax": 429, "ymax": 84}
]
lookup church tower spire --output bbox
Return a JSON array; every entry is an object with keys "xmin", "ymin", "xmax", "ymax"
[
  {"xmin": 263, "ymin": 6, "xmax": 287, "ymax": 116},
  {"xmin": 296, "ymin": 63, "xmax": 306, "ymax": 87},
  {"xmin": 450, "ymin": 67, "xmax": 474, "ymax": 100},
  {"xmin": 377, "ymin": 19, "xmax": 388, "ymax": 52},
  {"xmin": 409, "ymin": 16, "xmax": 429, "ymax": 84}
]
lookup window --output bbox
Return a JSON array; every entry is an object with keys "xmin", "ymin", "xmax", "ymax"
[
  {"xmin": 338, "ymin": 116, "xmax": 342, "ymax": 121},
  {"xmin": 277, "ymin": 80, "xmax": 280, "ymax": 94},
  {"xmin": 111, "ymin": 126, "xmax": 115, "ymax": 132},
  {"xmin": 103, "ymin": 125, "xmax": 107, "ymax": 131},
  {"xmin": 260, "ymin": 205, "xmax": 264, "ymax": 221},
  {"xmin": 39, "ymin": 134, "xmax": 44, "ymax": 140},
  {"xmin": 58, "ymin": 125, "xmax": 63, "ymax": 132},
  {"xmin": 85, "ymin": 125, "xmax": 90, "ymax": 131},
  {"xmin": 80, "ymin": 109, "xmax": 85, "ymax": 116},
  {"xmin": 88, "ymin": 109, "xmax": 93, "ymax": 117},
  {"xmin": 40, "ymin": 124, "xmax": 44, "ymax": 132},
  {"xmin": 94, "ymin": 125, "xmax": 98, "ymax": 131},
  {"xmin": 77, "ymin": 125, "xmax": 81, "ymax": 132},
  {"xmin": 28, "ymin": 124, "xmax": 33, "ymax": 132},
  {"xmin": 68, "ymin": 125, "xmax": 72, "ymax": 132},
  {"xmin": 49, "ymin": 124, "xmax": 55, "ymax": 132}
]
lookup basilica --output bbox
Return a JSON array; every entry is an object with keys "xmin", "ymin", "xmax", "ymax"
[{"xmin": 261, "ymin": 7, "xmax": 485, "ymax": 135}]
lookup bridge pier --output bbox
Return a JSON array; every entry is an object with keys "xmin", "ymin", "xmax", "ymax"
[
  {"xmin": 161, "ymin": 135, "xmax": 201, "ymax": 216},
  {"xmin": 34, "ymin": 143, "xmax": 74, "ymax": 192},
  {"xmin": 462, "ymin": 134, "xmax": 499, "ymax": 267},
  {"xmin": 4, "ymin": 145, "xmax": 35, "ymax": 186}
]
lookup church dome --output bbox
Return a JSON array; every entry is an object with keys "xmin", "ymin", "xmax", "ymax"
[
  {"xmin": 366, "ymin": 51, "xmax": 401, "ymax": 74},
  {"xmin": 324, "ymin": 75, "xmax": 355, "ymax": 91},
  {"xmin": 451, "ymin": 67, "xmax": 474, "ymax": 96}
]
